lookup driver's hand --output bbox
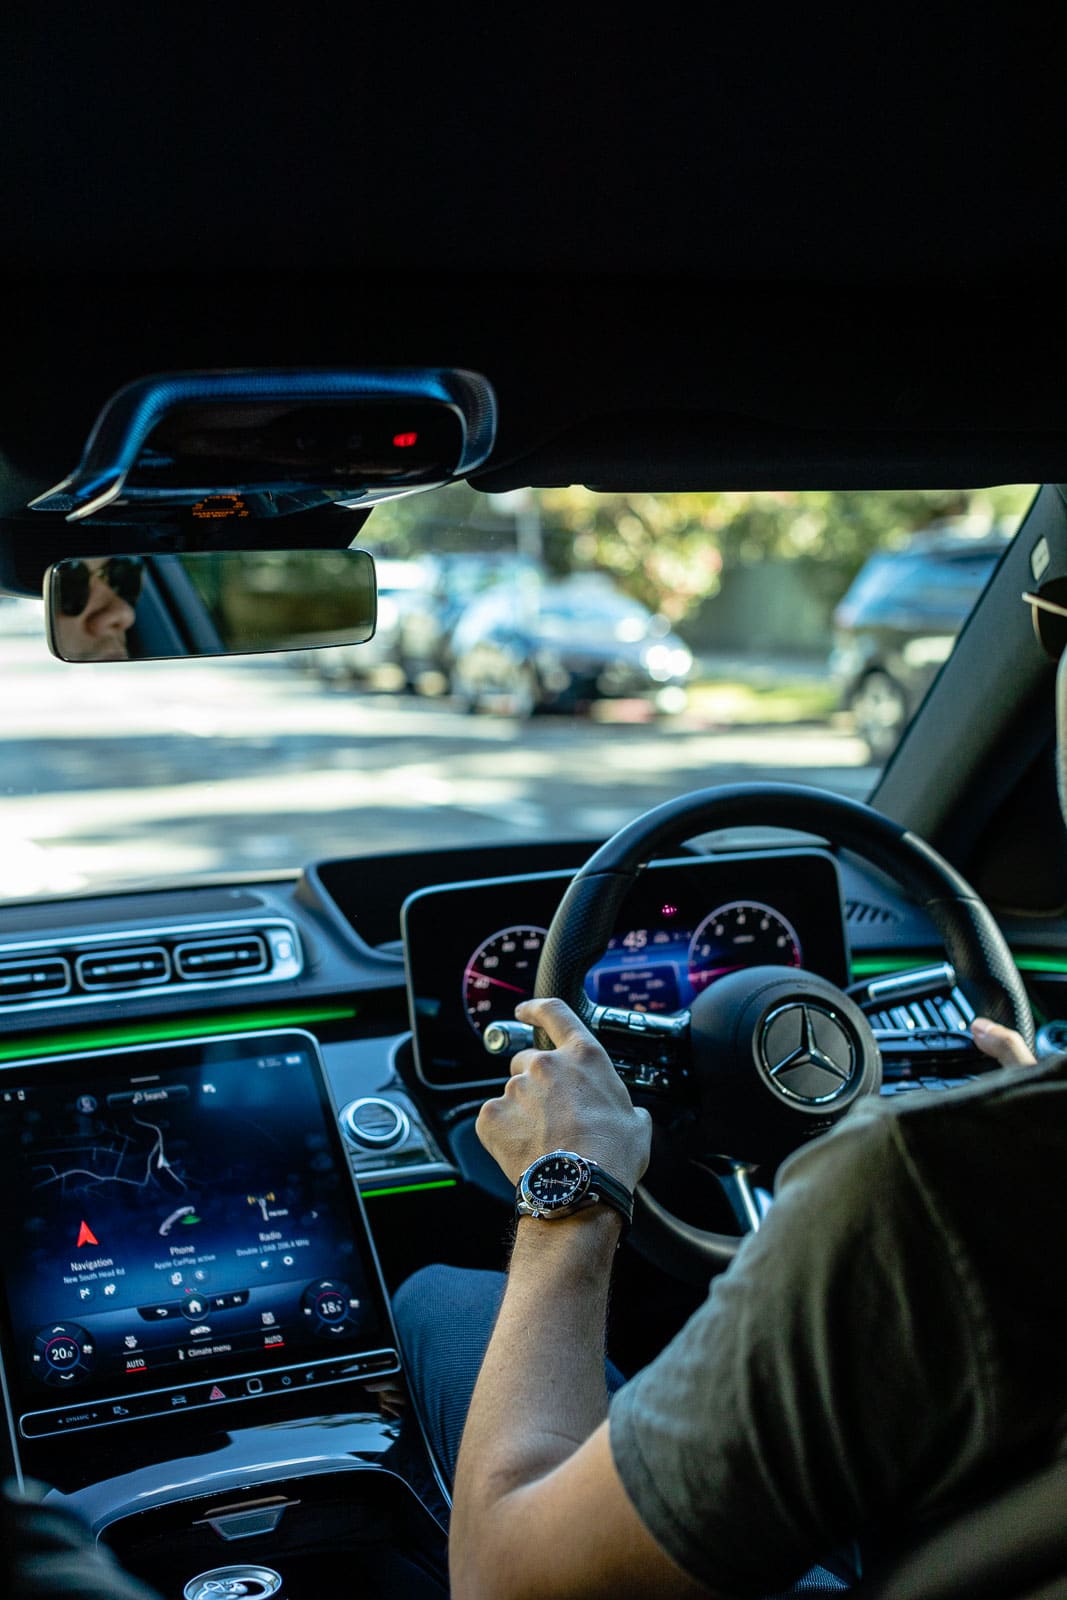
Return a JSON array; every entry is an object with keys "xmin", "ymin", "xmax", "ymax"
[
  {"xmin": 971, "ymin": 1016, "xmax": 1036, "ymax": 1066},
  {"xmin": 475, "ymin": 997, "xmax": 652, "ymax": 1192}
]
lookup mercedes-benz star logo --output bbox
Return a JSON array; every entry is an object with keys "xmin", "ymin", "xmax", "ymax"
[{"xmin": 758, "ymin": 1001, "xmax": 857, "ymax": 1106}]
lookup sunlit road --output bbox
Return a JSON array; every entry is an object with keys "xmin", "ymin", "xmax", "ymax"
[{"xmin": 0, "ymin": 634, "xmax": 876, "ymax": 900}]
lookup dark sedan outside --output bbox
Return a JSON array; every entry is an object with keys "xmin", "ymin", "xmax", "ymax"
[{"xmin": 449, "ymin": 573, "xmax": 693, "ymax": 717}]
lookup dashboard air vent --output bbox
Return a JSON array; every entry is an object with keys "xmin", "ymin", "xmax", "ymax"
[
  {"xmin": 76, "ymin": 947, "xmax": 170, "ymax": 990},
  {"xmin": 0, "ymin": 956, "xmax": 71, "ymax": 1003},
  {"xmin": 0, "ymin": 919, "xmax": 302, "ymax": 1013},
  {"xmin": 174, "ymin": 935, "xmax": 268, "ymax": 981}
]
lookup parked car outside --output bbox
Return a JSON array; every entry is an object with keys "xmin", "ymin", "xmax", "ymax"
[
  {"xmin": 396, "ymin": 551, "xmax": 542, "ymax": 693},
  {"xmin": 312, "ymin": 557, "xmax": 430, "ymax": 688},
  {"xmin": 830, "ymin": 526, "xmax": 1010, "ymax": 760},
  {"xmin": 450, "ymin": 572, "xmax": 693, "ymax": 716}
]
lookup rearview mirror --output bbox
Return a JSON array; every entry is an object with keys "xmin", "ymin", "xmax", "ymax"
[{"xmin": 44, "ymin": 548, "xmax": 377, "ymax": 663}]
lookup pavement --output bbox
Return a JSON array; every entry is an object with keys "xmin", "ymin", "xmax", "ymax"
[{"xmin": 0, "ymin": 631, "xmax": 872, "ymax": 900}]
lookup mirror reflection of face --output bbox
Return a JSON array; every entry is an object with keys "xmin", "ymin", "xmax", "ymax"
[{"xmin": 52, "ymin": 557, "xmax": 139, "ymax": 661}]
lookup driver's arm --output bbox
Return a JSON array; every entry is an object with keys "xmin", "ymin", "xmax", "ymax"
[
  {"xmin": 449, "ymin": 997, "xmax": 709, "ymax": 1600},
  {"xmin": 449, "ymin": 997, "xmax": 993, "ymax": 1600}
]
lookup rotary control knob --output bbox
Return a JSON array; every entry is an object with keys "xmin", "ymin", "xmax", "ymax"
[
  {"xmin": 301, "ymin": 1278, "xmax": 360, "ymax": 1336},
  {"xmin": 340, "ymin": 1096, "xmax": 410, "ymax": 1150},
  {"xmin": 31, "ymin": 1322, "xmax": 96, "ymax": 1387}
]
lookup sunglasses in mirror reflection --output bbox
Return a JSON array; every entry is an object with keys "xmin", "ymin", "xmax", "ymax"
[{"xmin": 50, "ymin": 556, "xmax": 144, "ymax": 661}]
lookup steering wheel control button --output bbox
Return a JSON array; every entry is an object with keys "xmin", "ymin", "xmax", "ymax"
[
  {"xmin": 341, "ymin": 1096, "xmax": 410, "ymax": 1149},
  {"xmin": 302, "ymin": 1278, "xmax": 360, "ymax": 1334},
  {"xmin": 759, "ymin": 1002, "xmax": 857, "ymax": 1104},
  {"xmin": 184, "ymin": 1566, "xmax": 283, "ymax": 1600},
  {"xmin": 31, "ymin": 1323, "xmax": 95, "ymax": 1386}
]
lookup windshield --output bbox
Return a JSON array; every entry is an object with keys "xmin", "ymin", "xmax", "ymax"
[{"xmin": 0, "ymin": 484, "xmax": 1036, "ymax": 901}]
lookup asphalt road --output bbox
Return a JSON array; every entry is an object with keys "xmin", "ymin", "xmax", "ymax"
[{"xmin": 0, "ymin": 634, "xmax": 876, "ymax": 900}]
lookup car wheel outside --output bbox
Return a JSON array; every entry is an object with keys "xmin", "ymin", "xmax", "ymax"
[
  {"xmin": 851, "ymin": 669, "xmax": 908, "ymax": 761},
  {"xmin": 507, "ymin": 662, "xmax": 539, "ymax": 719}
]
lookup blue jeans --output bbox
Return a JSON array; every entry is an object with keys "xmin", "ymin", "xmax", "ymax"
[
  {"xmin": 391, "ymin": 1264, "xmax": 851, "ymax": 1594},
  {"xmin": 392, "ymin": 1263, "xmax": 626, "ymax": 1484}
]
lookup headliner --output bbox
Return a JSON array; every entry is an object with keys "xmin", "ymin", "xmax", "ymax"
[{"xmin": 4, "ymin": 15, "xmax": 1067, "ymax": 493}]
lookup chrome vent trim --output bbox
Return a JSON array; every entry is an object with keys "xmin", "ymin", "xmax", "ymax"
[
  {"xmin": 173, "ymin": 935, "xmax": 268, "ymax": 982},
  {"xmin": 0, "ymin": 955, "xmax": 72, "ymax": 1003},
  {"xmin": 76, "ymin": 945, "xmax": 170, "ymax": 991},
  {"xmin": 0, "ymin": 919, "xmax": 302, "ymax": 1013}
]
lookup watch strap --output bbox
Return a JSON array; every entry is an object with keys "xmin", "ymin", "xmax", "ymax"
[{"xmin": 584, "ymin": 1161, "xmax": 635, "ymax": 1228}]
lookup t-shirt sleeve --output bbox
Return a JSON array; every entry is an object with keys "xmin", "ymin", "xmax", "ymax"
[{"xmin": 608, "ymin": 1106, "xmax": 993, "ymax": 1596}]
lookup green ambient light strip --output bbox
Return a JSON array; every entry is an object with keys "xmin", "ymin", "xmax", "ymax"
[
  {"xmin": 849, "ymin": 954, "xmax": 933, "ymax": 978},
  {"xmin": 851, "ymin": 953, "xmax": 1067, "ymax": 979},
  {"xmin": 361, "ymin": 1179, "xmax": 458, "ymax": 1199},
  {"xmin": 0, "ymin": 1005, "xmax": 358, "ymax": 1064}
]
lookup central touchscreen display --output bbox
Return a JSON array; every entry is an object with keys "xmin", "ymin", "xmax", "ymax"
[{"xmin": 0, "ymin": 1031, "xmax": 396, "ymax": 1440}]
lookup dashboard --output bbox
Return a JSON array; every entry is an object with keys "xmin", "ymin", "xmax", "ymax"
[{"xmin": 0, "ymin": 834, "xmax": 1059, "ymax": 1596}]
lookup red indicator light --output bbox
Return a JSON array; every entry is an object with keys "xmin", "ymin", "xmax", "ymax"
[{"xmin": 392, "ymin": 431, "xmax": 418, "ymax": 448}]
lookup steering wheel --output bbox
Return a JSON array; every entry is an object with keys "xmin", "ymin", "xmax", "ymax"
[{"xmin": 531, "ymin": 782, "xmax": 1034, "ymax": 1286}]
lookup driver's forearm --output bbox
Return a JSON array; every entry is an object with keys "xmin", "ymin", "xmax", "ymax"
[{"xmin": 449, "ymin": 1208, "xmax": 623, "ymax": 1596}]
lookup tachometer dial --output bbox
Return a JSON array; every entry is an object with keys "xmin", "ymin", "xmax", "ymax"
[
  {"xmin": 687, "ymin": 900, "xmax": 801, "ymax": 994},
  {"xmin": 463, "ymin": 925, "xmax": 548, "ymax": 1033}
]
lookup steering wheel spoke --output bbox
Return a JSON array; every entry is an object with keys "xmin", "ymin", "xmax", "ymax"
[
  {"xmin": 695, "ymin": 1155, "xmax": 769, "ymax": 1234},
  {"xmin": 482, "ymin": 1008, "xmax": 693, "ymax": 1101},
  {"xmin": 590, "ymin": 1004, "xmax": 691, "ymax": 1098}
]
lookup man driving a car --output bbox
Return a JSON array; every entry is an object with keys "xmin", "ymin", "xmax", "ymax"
[{"xmin": 391, "ymin": 633, "xmax": 1064, "ymax": 1600}]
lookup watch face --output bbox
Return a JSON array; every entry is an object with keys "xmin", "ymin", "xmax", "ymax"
[{"xmin": 525, "ymin": 1153, "xmax": 587, "ymax": 1212}]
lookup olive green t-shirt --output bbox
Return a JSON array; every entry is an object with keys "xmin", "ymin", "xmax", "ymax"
[{"xmin": 609, "ymin": 1057, "xmax": 1067, "ymax": 1596}]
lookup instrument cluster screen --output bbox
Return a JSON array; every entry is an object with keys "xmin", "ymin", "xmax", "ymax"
[
  {"xmin": 404, "ymin": 850, "xmax": 848, "ymax": 1089},
  {"xmin": 0, "ymin": 1032, "xmax": 395, "ymax": 1441}
]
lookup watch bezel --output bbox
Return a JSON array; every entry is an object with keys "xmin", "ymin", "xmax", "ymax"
[{"xmin": 518, "ymin": 1150, "xmax": 591, "ymax": 1217}]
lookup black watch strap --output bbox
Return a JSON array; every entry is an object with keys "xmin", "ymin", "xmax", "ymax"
[{"xmin": 585, "ymin": 1162, "xmax": 635, "ymax": 1229}]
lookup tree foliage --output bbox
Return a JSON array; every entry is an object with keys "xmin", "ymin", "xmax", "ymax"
[
  {"xmin": 537, "ymin": 485, "xmax": 1037, "ymax": 620},
  {"xmin": 366, "ymin": 482, "xmax": 1038, "ymax": 622}
]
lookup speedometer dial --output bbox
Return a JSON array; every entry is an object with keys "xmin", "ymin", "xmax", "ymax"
[
  {"xmin": 687, "ymin": 900, "xmax": 801, "ymax": 995},
  {"xmin": 463, "ymin": 925, "xmax": 548, "ymax": 1034}
]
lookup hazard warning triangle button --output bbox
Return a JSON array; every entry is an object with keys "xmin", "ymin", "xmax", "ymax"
[
  {"xmin": 76, "ymin": 1220, "xmax": 99, "ymax": 1248},
  {"xmin": 209, "ymin": 1385, "xmax": 226, "ymax": 1401}
]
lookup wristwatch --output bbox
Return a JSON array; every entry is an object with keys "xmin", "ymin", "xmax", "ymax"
[{"xmin": 515, "ymin": 1150, "xmax": 635, "ymax": 1231}]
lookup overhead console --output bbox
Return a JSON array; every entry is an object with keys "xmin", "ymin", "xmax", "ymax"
[{"xmin": 0, "ymin": 1031, "xmax": 398, "ymax": 1464}]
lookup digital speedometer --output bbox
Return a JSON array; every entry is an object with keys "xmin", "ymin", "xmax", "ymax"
[
  {"xmin": 463, "ymin": 924, "xmax": 548, "ymax": 1034},
  {"xmin": 687, "ymin": 900, "xmax": 801, "ymax": 994}
]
